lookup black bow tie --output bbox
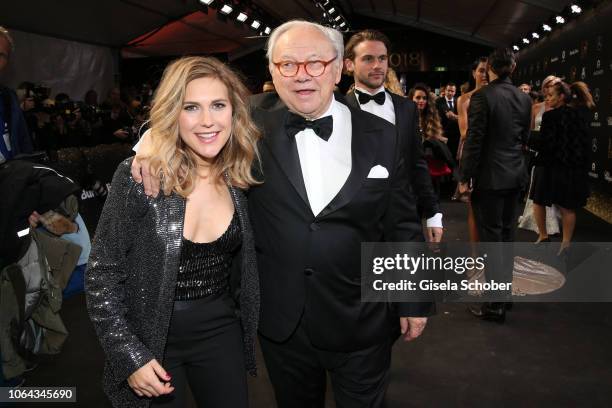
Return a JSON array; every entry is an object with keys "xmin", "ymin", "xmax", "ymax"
[
  {"xmin": 285, "ymin": 112, "xmax": 333, "ymax": 141},
  {"xmin": 355, "ymin": 90, "xmax": 386, "ymax": 105}
]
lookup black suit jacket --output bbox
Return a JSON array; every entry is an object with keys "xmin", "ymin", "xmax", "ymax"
[
  {"xmin": 436, "ymin": 96, "xmax": 459, "ymax": 137},
  {"xmin": 344, "ymin": 90, "xmax": 440, "ymax": 219},
  {"xmin": 248, "ymin": 93, "xmax": 434, "ymax": 351},
  {"xmin": 459, "ymin": 77, "xmax": 532, "ymax": 190}
]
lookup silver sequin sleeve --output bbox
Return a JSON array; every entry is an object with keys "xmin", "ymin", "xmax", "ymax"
[{"xmin": 85, "ymin": 159, "xmax": 156, "ymax": 383}]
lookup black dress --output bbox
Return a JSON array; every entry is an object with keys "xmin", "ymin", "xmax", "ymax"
[{"xmin": 530, "ymin": 105, "xmax": 591, "ymax": 209}]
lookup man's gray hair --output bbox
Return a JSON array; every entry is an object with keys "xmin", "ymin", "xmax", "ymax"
[
  {"xmin": 266, "ymin": 20, "xmax": 344, "ymax": 64},
  {"xmin": 0, "ymin": 26, "xmax": 15, "ymax": 53}
]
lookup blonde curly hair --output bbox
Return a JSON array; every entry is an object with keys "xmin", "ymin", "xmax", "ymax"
[{"xmin": 140, "ymin": 56, "xmax": 261, "ymax": 197}]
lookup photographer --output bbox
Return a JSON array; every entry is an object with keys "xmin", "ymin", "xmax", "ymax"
[
  {"xmin": 41, "ymin": 97, "xmax": 91, "ymax": 149},
  {"xmin": 100, "ymin": 103, "xmax": 132, "ymax": 144}
]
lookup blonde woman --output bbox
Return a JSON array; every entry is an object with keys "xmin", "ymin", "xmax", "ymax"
[
  {"xmin": 86, "ymin": 56, "xmax": 261, "ymax": 408},
  {"xmin": 384, "ymin": 67, "xmax": 405, "ymax": 96}
]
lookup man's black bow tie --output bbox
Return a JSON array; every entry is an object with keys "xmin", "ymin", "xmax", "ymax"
[
  {"xmin": 285, "ymin": 112, "xmax": 333, "ymax": 141},
  {"xmin": 355, "ymin": 90, "xmax": 386, "ymax": 105}
]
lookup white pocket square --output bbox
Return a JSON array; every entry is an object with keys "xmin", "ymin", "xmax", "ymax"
[{"xmin": 367, "ymin": 165, "xmax": 389, "ymax": 179}]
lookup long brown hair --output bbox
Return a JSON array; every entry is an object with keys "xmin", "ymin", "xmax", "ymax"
[
  {"xmin": 569, "ymin": 81, "xmax": 595, "ymax": 110},
  {"xmin": 408, "ymin": 83, "xmax": 444, "ymax": 140},
  {"xmin": 139, "ymin": 56, "xmax": 261, "ymax": 197}
]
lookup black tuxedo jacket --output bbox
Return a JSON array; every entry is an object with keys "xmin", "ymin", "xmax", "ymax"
[
  {"xmin": 436, "ymin": 96, "xmax": 457, "ymax": 115},
  {"xmin": 459, "ymin": 77, "xmax": 532, "ymax": 190},
  {"xmin": 436, "ymin": 97, "xmax": 460, "ymax": 139},
  {"xmin": 248, "ymin": 93, "xmax": 434, "ymax": 351},
  {"xmin": 344, "ymin": 90, "xmax": 440, "ymax": 219}
]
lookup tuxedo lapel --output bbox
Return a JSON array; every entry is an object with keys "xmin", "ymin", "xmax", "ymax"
[
  {"xmin": 261, "ymin": 105, "xmax": 311, "ymax": 209},
  {"xmin": 316, "ymin": 106, "xmax": 380, "ymax": 219},
  {"xmin": 391, "ymin": 93, "xmax": 407, "ymax": 134},
  {"xmin": 343, "ymin": 91, "xmax": 359, "ymax": 110}
]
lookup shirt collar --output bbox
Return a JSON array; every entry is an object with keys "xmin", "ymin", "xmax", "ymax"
[
  {"xmin": 355, "ymin": 85, "xmax": 385, "ymax": 96},
  {"xmin": 313, "ymin": 96, "xmax": 337, "ymax": 120}
]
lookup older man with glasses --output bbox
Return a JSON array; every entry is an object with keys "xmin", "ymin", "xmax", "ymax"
[{"xmin": 248, "ymin": 20, "xmax": 433, "ymax": 408}]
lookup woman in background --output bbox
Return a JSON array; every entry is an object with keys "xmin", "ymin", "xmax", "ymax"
[
  {"xmin": 455, "ymin": 57, "xmax": 488, "ymax": 244},
  {"xmin": 408, "ymin": 83, "xmax": 454, "ymax": 200},
  {"xmin": 519, "ymin": 75, "xmax": 564, "ymax": 238},
  {"xmin": 530, "ymin": 81, "xmax": 595, "ymax": 253},
  {"xmin": 384, "ymin": 67, "xmax": 405, "ymax": 96}
]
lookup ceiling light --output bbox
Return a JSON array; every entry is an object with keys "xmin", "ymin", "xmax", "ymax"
[
  {"xmin": 220, "ymin": 4, "xmax": 233, "ymax": 14},
  {"xmin": 532, "ymin": 32, "xmax": 540, "ymax": 39},
  {"xmin": 522, "ymin": 38, "xmax": 530, "ymax": 44},
  {"xmin": 334, "ymin": 15, "xmax": 341, "ymax": 21},
  {"xmin": 556, "ymin": 15, "xmax": 565, "ymax": 24},
  {"xmin": 513, "ymin": 45, "xmax": 520, "ymax": 51},
  {"xmin": 236, "ymin": 12, "xmax": 247, "ymax": 22},
  {"xmin": 264, "ymin": 26, "xmax": 271, "ymax": 35},
  {"xmin": 199, "ymin": 0, "xmax": 214, "ymax": 4},
  {"xmin": 571, "ymin": 4, "xmax": 582, "ymax": 13},
  {"xmin": 328, "ymin": 7, "xmax": 336, "ymax": 14},
  {"xmin": 339, "ymin": 22, "xmax": 346, "ymax": 28},
  {"xmin": 251, "ymin": 20, "xmax": 261, "ymax": 29},
  {"xmin": 542, "ymin": 24, "xmax": 552, "ymax": 31}
]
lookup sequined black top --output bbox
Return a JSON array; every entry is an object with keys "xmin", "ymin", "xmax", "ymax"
[{"xmin": 176, "ymin": 211, "xmax": 241, "ymax": 300}]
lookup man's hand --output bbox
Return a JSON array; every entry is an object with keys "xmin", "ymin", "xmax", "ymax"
[
  {"xmin": 113, "ymin": 129, "xmax": 130, "ymax": 140},
  {"xmin": 127, "ymin": 359, "xmax": 174, "ymax": 398},
  {"xmin": 426, "ymin": 227, "xmax": 443, "ymax": 243},
  {"xmin": 131, "ymin": 156, "xmax": 159, "ymax": 197},
  {"xmin": 130, "ymin": 130, "xmax": 160, "ymax": 197},
  {"xmin": 399, "ymin": 317, "xmax": 428, "ymax": 342},
  {"xmin": 30, "ymin": 210, "xmax": 78, "ymax": 235}
]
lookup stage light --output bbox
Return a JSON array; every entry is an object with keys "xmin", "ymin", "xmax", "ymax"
[
  {"xmin": 339, "ymin": 21, "xmax": 346, "ymax": 28},
  {"xmin": 251, "ymin": 20, "xmax": 261, "ymax": 29},
  {"xmin": 532, "ymin": 32, "xmax": 540, "ymax": 39},
  {"xmin": 334, "ymin": 15, "xmax": 341, "ymax": 21},
  {"xmin": 571, "ymin": 4, "xmax": 582, "ymax": 13},
  {"xmin": 522, "ymin": 38, "xmax": 530, "ymax": 44},
  {"xmin": 199, "ymin": 0, "xmax": 214, "ymax": 5},
  {"xmin": 264, "ymin": 26, "xmax": 271, "ymax": 35},
  {"xmin": 220, "ymin": 4, "xmax": 233, "ymax": 14},
  {"xmin": 513, "ymin": 45, "xmax": 520, "ymax": 51},
  {"xmin": 556, "ymin": 16, "xmax": 565, "ymax": 24},
  {"xmin": 236, "ymin": 12, "xmax": 247, "ymax": 22},
  {"xmin": 542, "ymin": 24, "xmax": 552, "ymax": 31},
  {"xmin": 328, "ymin": 7, "xmax": 336, "ymax": 14}
]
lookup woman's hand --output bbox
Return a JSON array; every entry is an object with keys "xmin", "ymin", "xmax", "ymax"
[{"xmin": 127, "ymin": 359, "xmax": 174, "ymax": 398}]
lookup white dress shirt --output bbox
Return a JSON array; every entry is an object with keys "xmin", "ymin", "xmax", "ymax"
[
  {"xmin": 445, "ymin": 98, "xmax": 454, "ymax": 110},
  {"xmin": 354, "ymin": 86, "xmax": 396, "ymax": 125},
  {"xmin": 354, "ymin": 86, "xmax": 443, "ymax": 229},
  {"xmin": 295, "ymin": 97, "xmax": 351, "ymax": 216}
]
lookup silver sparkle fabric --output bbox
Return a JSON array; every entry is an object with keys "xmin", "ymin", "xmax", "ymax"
[{"xmin": 85, "ymin": 158, "xmax": 259, "ymax": 407}]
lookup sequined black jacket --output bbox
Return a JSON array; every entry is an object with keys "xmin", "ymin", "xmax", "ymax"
[{"xmin": 85, "ymin": 158, "xmax": 259, "ymax": 407}]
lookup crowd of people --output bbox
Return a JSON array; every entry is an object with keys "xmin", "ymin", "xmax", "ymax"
[
  {"xmin": 15, "ymin": 82, "xmax": 153, "ymax": 152},
  {"xmin": 0, "ymin": 19, "xmax": 598, "ymax": 408}
]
